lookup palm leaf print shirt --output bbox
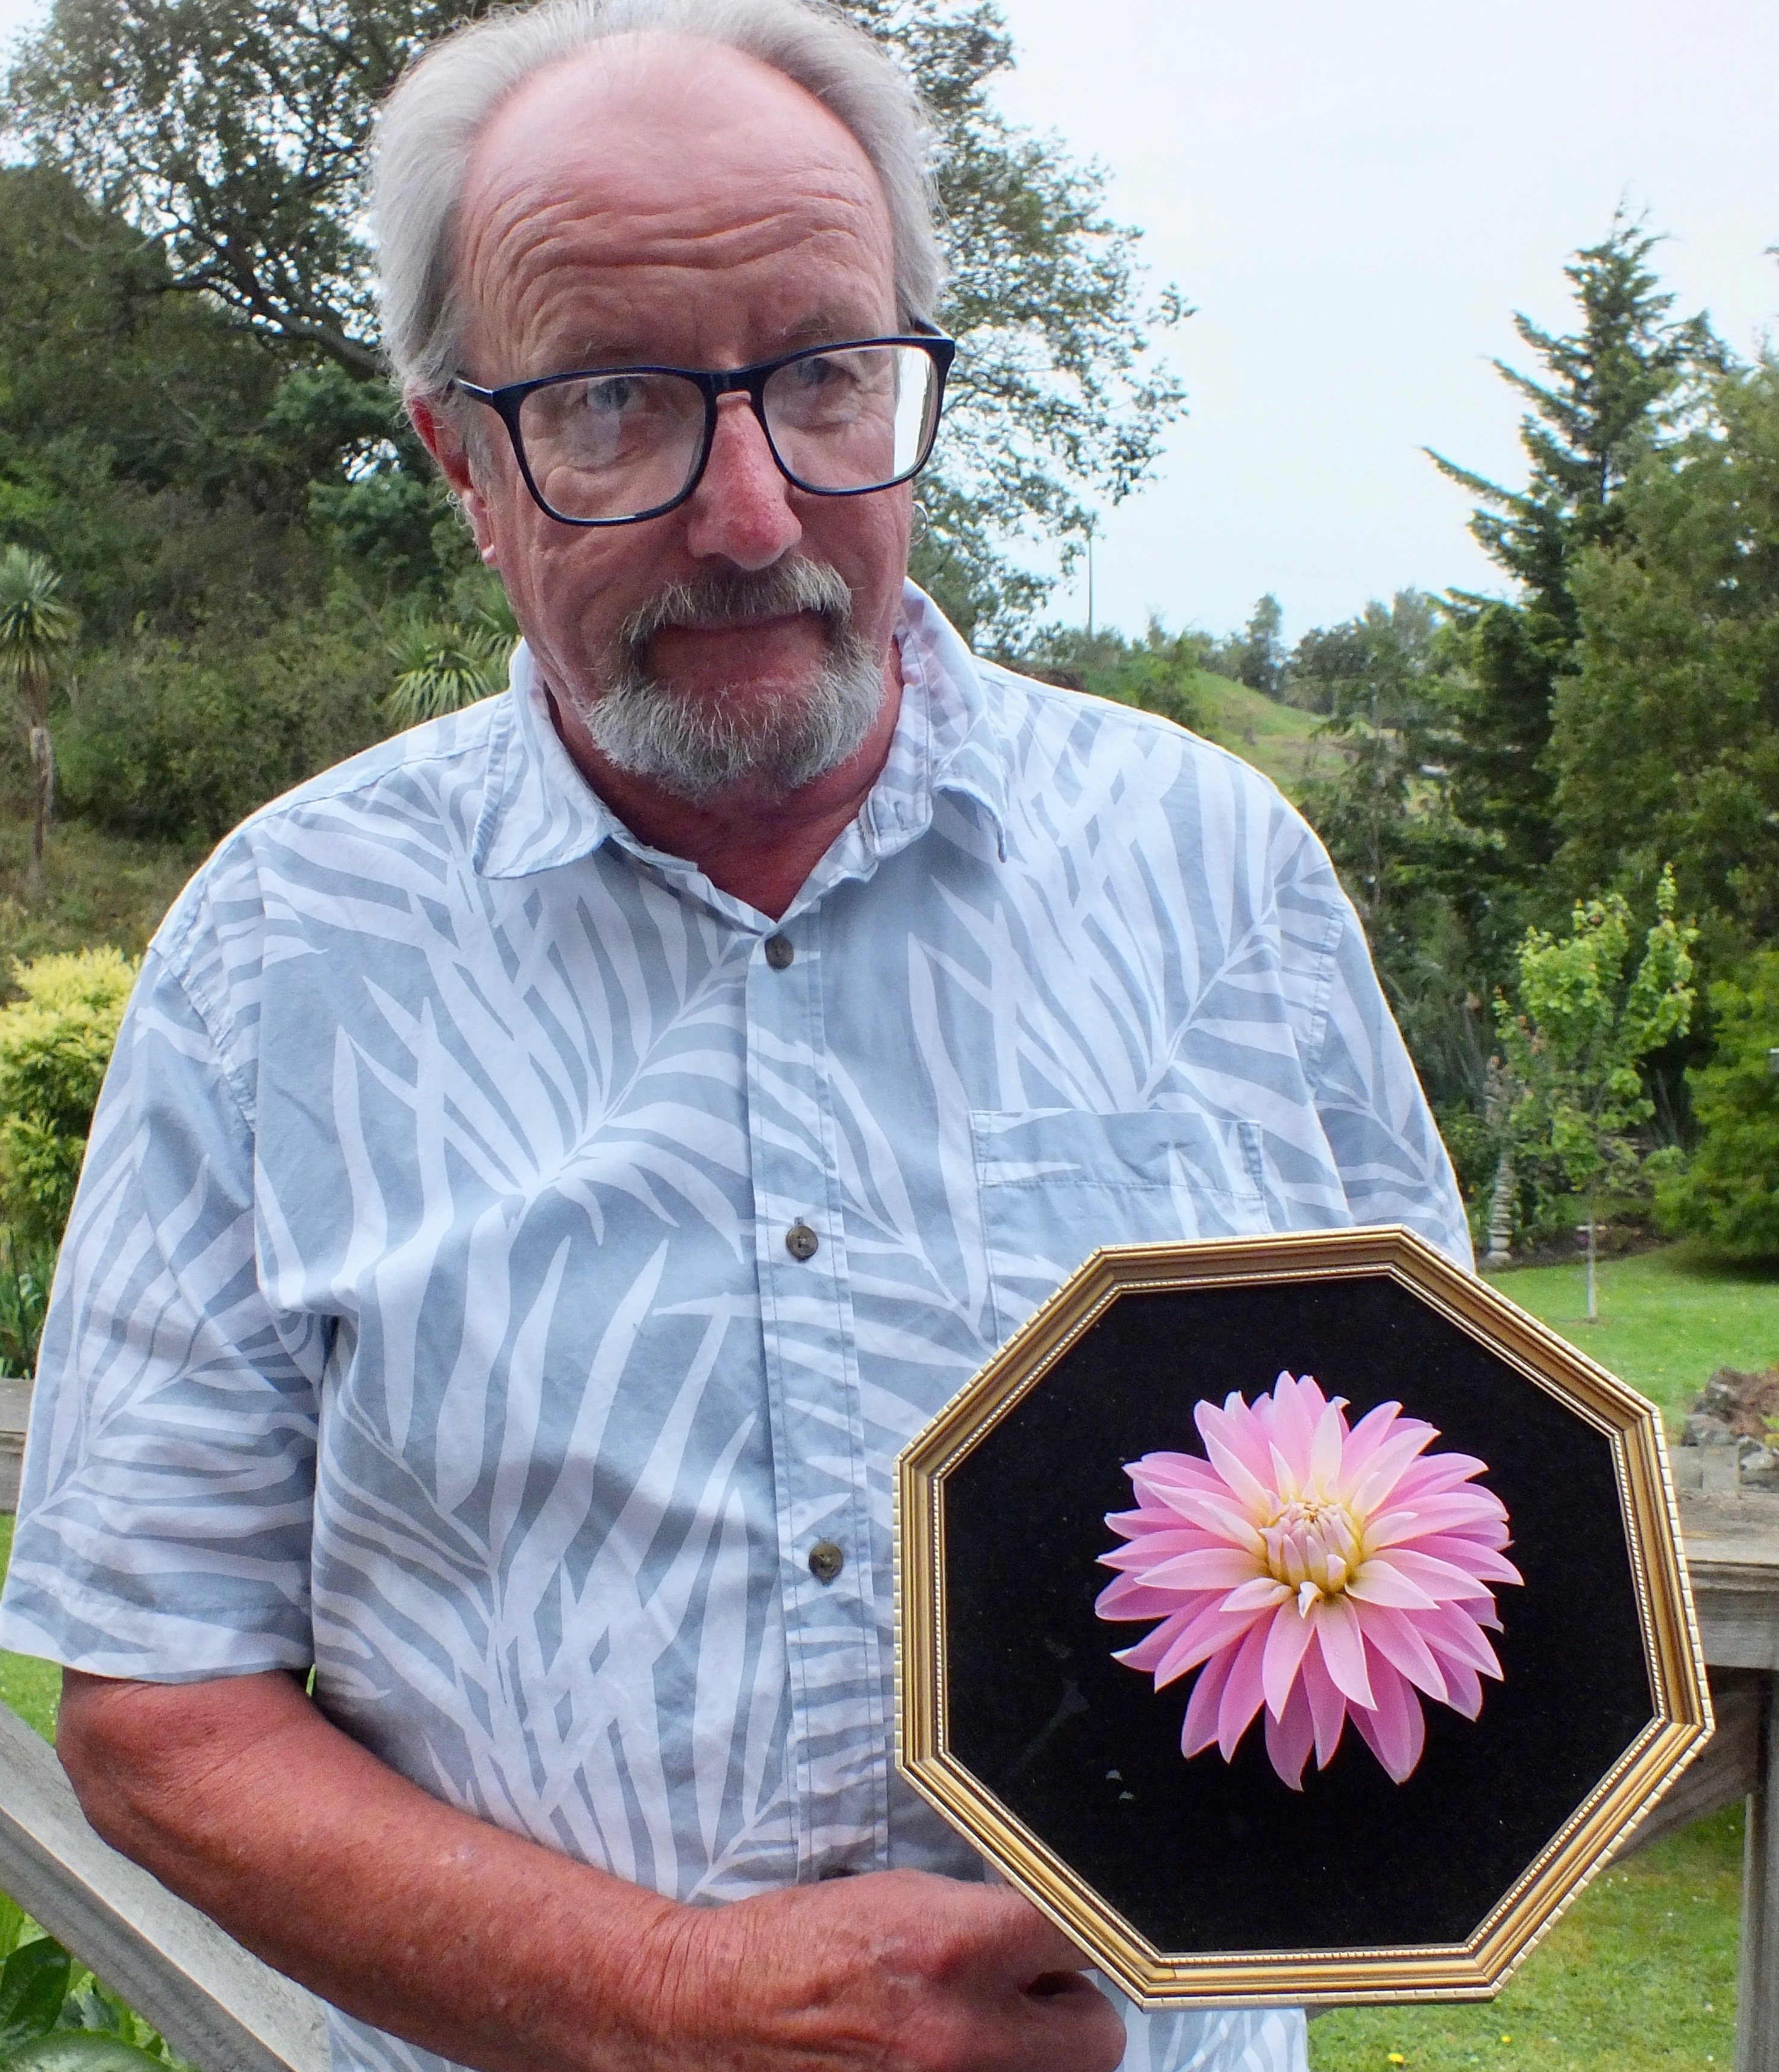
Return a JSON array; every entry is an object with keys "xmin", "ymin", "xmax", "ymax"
[{"xmin": 2, "ymin": 586, "xmax": 1467, "ymax": 2072}]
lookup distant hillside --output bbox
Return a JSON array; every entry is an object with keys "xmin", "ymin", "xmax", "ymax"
[{"xmin": 1188, "ymin": 673, "xmax": 1340, "ymax": 799}]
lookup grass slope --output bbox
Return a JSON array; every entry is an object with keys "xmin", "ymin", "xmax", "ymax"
[
  {"xmin": 1192, "ymin": 673, "xmax": 1340, "ymax": 797},
  {"xmin": 0, "ymin": 819, "xmax": 196, "ymax": 978},
  {"xmin": 1484, "ymin": 1245, "xmax": 1779, "ymax": 1426}
]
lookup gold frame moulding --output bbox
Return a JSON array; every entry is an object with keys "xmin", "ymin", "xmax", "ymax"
[{"xmin": 893, "ymin": 1225, "xmax": 1711, "ymax": 2009}]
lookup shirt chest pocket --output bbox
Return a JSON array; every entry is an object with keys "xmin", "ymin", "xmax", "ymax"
[{"xmin": 972, "ymin": 1107, "xmax": 1272, "ymax": 1342}]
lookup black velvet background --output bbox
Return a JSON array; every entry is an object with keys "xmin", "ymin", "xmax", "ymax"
[{"xmin": 942, "ymin": 1275, "xmax": 1652, "ymax": 1953}]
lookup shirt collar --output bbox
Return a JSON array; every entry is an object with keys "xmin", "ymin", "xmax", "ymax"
[{"xmin": 472, "ymin": 581, "xmax": 1009, "ymax": 888}]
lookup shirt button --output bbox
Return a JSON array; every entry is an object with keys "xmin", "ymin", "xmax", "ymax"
[
  {"xmin": 808, "ymin": 1540, "xmax": 845, "ymax": 1585},
  {"xmin": 785, "ymin": 1221, "xmax": 819, "ymax": 1261},
  {"xmin": 764, "ymin": 933, "xmax": 795, "ymax": 970}
]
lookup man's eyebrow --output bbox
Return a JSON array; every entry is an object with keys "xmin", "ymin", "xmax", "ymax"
[{"xmin": 541, "ymin": 312, "xmax": 890, "ymax": 373}]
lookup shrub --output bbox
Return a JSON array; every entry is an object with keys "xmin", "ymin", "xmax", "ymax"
[
  {"xmin": 0, "ymin": 946, "xmax": 136, "ymax": 1247},
  {"xmin": 1657, "ymin": 950, "xmax": 1779, "ymax": 1256},
  {"xmin": 55, "ymin": 607, "xmax": 390, "ymax": 841}
]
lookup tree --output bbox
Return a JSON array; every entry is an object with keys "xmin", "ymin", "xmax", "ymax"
[
  {"xmin": 5, "ymin": 0, "xmax": 1187, "ymax": 644},
  {"xmin": 1656, "ymin": 951, "xmax": 1779, "ymax": 1258},
  {"xmin": 1296, "ymin": 593, "xmax": 1489, "ymax": 1108},
  {"xmin": 1430, "ymin": 216, "xmax": 1722, "ymax": 881},
  {"xmin": 1552, "ymin": 356, "xmax": 1779, "ymax": 962},
  {"xmin": 0, "ymin": 546, "xmax": 77, "ymax": 897},
  {"xmin": 1227, "ymin": 593, "xmax": 1284, "ymax": 699},
  {"xmin": 1496, "ymin": 867, "xmax": 1696, "ymax": 1320}
]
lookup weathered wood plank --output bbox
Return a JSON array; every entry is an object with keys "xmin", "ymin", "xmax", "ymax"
[{"xmin": 0, "ymin": 1701, "xmax": 329, "ymax": 2072}]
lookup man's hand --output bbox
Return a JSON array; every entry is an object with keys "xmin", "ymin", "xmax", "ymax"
[
  {"xmin": 661, "ymin": 1867, "xmax": 1126, "ymax": 2071},
  {"xmin": 58, "ymin": 1670, "xmax": 1124, "ymax": 2072}
]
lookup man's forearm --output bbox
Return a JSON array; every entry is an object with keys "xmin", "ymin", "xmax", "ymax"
[
  {"xmin": 57, "ymin": 1668, "xmax": 1125, "ymax": 2072},
  {"xmin": 59, "ymin": 1668, "xmax": 690, "ymax": 2072}
]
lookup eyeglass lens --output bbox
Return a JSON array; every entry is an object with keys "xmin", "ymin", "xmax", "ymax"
[{"xmin": 516, "ymin": 343, "xmax": 940, "ymax": 523}]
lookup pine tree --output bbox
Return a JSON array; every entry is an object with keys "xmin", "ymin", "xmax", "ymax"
[{"xmin": 1428, "ymin": 214, "xmax": 1721, "ymax": 879}]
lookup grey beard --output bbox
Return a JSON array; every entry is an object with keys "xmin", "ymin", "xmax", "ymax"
[{"xmin": 572, "ymin": 560, "xmax": 886, "ymax": 802}]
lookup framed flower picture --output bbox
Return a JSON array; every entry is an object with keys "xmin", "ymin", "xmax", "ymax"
[{"xmin": 895, "ymin": 1226, "xmax": 1710, "ymax": 2008}]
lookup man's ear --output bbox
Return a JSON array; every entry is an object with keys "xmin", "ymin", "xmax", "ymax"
[{"xmin": 408, "ymin": 393, "xmax": 500, "ymax": 568}]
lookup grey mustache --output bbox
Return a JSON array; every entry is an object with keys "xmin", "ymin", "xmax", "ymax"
[{"xmin": 618, "ymin": 560, "xmax": 855, "ymax": 651}]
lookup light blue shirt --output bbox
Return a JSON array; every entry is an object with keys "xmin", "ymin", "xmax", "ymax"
[{"xmin": 2, "ymin": 587, "xmax": 1468, "ymax": 2071}]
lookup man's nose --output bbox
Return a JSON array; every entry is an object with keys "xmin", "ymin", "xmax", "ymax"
[{"xmin": 681, "ymin": 394, "xmax": 803, "ymax": 569}]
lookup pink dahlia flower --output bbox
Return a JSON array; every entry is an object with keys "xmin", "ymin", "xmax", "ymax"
[{"xmin": 1096, "ymin": 1371, "xmax": 1521, "ymax": 1789}]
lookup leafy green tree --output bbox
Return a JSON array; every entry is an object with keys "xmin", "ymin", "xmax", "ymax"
[
  {"xmin": 1655, "ymin": 952, "xmax": 1779, "ymax": 1258},
  {"xmin": 1226, "ymin": 593, "xmax": 1284, "ymax": 699},
  {"xmin": 1430, "ymin": 216, "xmax": 1722, "ymax": 881},
  {"xmin": 1552, "ymin": 356, "xmax": 1779, "ymax": 960},
  {"xmin": 1296, "ymin": 593, "xmax": 1490, "ymax": 1107},
  {"xmin": 6, "ymin": 0, "xmax": 1186, "ymax": 643},
  {"xmin": 1496, "ymin": 867, "xmax": 1696, "ymax": 1319},
  {"xmin": 0, "ymin": 546, "xmax": 77, "ymax": 898}
]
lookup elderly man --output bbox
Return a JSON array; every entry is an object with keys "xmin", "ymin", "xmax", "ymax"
[{"xmin": 0, "ymin": 1, "xmax": 1468, "ymax": 2068}]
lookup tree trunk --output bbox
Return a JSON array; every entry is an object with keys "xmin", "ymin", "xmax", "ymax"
[
  {"xmin": 1486, "ymin": 1149, "xmax": 1515, "ymax": 1268},
  {"xmin": 1584, "ymin": 1205, "xmax": 1599, "ymax": 1323},
  {"xmin": 27, "ymin": 725, "xmax": 54, "ymax": 903}
]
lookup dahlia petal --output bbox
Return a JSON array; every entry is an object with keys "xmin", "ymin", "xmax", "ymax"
[
  {"xmin": 1346, "ymin": 1558, "xmax": 1440, "ymax": 1611},
  {"xmin": 1264, "ymin": 1677, "xmax": 1316, "ymax": 1790},
  {"xmin": 1196, "ymin": 1424, "xmax": 1274, "ymax": 1516},
  {"xmin": 1222, "ymin": 1575, "xmax": 1294, "ymax": 1616},
  {"xmin": 1262, "ymin": 1600, "xmax": 1318, "ymax": 1719},
  {"xmin": 1154, "ymin": 1599, "xmax": 1269, "ymax": 1687},
  {"xmin": 1181, "ymin": 1644, "xmax": 1236, "ymax": 1757},
  {"xmin": 1386, "ymin": 1548, "xmax": 1505, "ymax": 1602},
  {"xmin": 1354, "ymin": 1601, "xmax": 1449, "ymax": 1702},
  {"xmin": 1420, "ymin": 1601, "xmax": 1504, "ymax": 1680},
  {"xmin": 1271, "ymin": 1373, "xmax": 1322, "ymax": 1476},
  {"xmin": 1309, "ymin": 1399, "xmax": 1346, "ymax": 1491},
  {"xmin": 1142, "ymin": 1544, "xmax": 1266, "ymax": 1593},
  {"xmin": 1364, "ymin": 1492, "xmax": 1513, "ymax": 1547},
  {"xmin": 1098, "ymin": 1531, "xmax": 1211, "ymax": 1571},
  {"xmin": 1299, "ymin": 1633, "xmax": 1350, "ymax": 1767},
  {"xmin": 1333, "ymin": 1399, "xmax": 1405, "ymax": 1491},
  {"xmin": 1268, "ymin": 1440, "xmax": 1303, "ymax": 1503},
  {"xmin": 1096, "ymin": 1575, "xmax": 1213, "ymax": 1624},
  {"xmin": 1349, "ymin": 1424, "xmax": 1440, "ymax": 1514},
  {"xmin": 1407, "ymin": 1536, "xmax": 1522, "ymax": 1588},
  {"xmin": 1140, "ymin": 1488, "xmax": 1268, "ymax": 1550},
  {"xmin": 1104, "ymin": 1503, "xmax": 1199, "ymax": 1538},
  {"xmin": 1215, "ymin": 1617, "xmax": 1272, "ymax": 1760},
  {"xmin": 1389, "ymin": 1452, "xmax": 1493, "ymax": 1498},
  {"xmin": 1195, "ymin": 1397, "xmax": 1277, "ymax": 1491},
  {"xmin": 1314, "ymin": 1593, "xmax": 1376, "ymax": 1708},
  {"xmin": 1350, "ymin": 1657, "xmax": 1427, "ymax": 1783},
  {"xmin": 1439, "ymin": 1658, "xmax": 1484, "ymax": 1719}
]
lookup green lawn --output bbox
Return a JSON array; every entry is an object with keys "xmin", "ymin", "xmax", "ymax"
[
  {"xmin": 0, "ymin": 1516, "xmax": 58, "ymax": 1739},
  {"xmin": 1484, "ymin": 1244, "xmax": 1779, "ymax": 1426},
  {"xmin": 1310, "ymin": 1806, "xmax": 1741, "ymax": 2071}
]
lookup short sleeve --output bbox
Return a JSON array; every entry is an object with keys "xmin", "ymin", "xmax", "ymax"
[
  {"xmin": 0, "ymin": 945, "xmax": 323, "ymax": 1680},
  {"xmin": 1281, "ymin": 831, "xmax": 1473, "ymax": 1273}
]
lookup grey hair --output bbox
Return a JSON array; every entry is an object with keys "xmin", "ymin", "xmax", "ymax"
[{"xmin": 371, "ymin": 0, "xmax": 946, "ymax": 399}]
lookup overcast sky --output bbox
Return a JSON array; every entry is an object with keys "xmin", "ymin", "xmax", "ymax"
[{"xmin": 2, "ymin": 0, "xmax": 1775, "ymax": 641}]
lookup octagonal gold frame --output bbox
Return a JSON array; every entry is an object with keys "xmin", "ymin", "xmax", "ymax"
[{"xmin": 895, "ymin": 1226, "xmax": 1712, "ymax": 2009}]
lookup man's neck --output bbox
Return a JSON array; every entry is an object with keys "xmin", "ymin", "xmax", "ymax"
[{"xmin": 545, "ymin": 650, "xmax": 904, "ymax": 922}]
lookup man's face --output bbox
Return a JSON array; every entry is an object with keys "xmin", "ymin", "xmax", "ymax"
[{"xmin": 427, "ymin": 37, "xmax": 913, "ymax": 800}]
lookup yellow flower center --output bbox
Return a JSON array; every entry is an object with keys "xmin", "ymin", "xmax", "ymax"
[{"xmin": 1260, "ymin": 1496, "xmax": 1363, "ymax": 1613}]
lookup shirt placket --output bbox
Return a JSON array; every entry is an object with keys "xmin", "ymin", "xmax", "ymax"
[{"xmin": 744, "ymin": 908, "xmax": 889, "ymax": 1882}]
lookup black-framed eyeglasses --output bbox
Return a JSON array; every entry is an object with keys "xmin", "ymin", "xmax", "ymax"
[{"xmin": 450, "ymin": 329, "xmax": 956, "ymax": 528}]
